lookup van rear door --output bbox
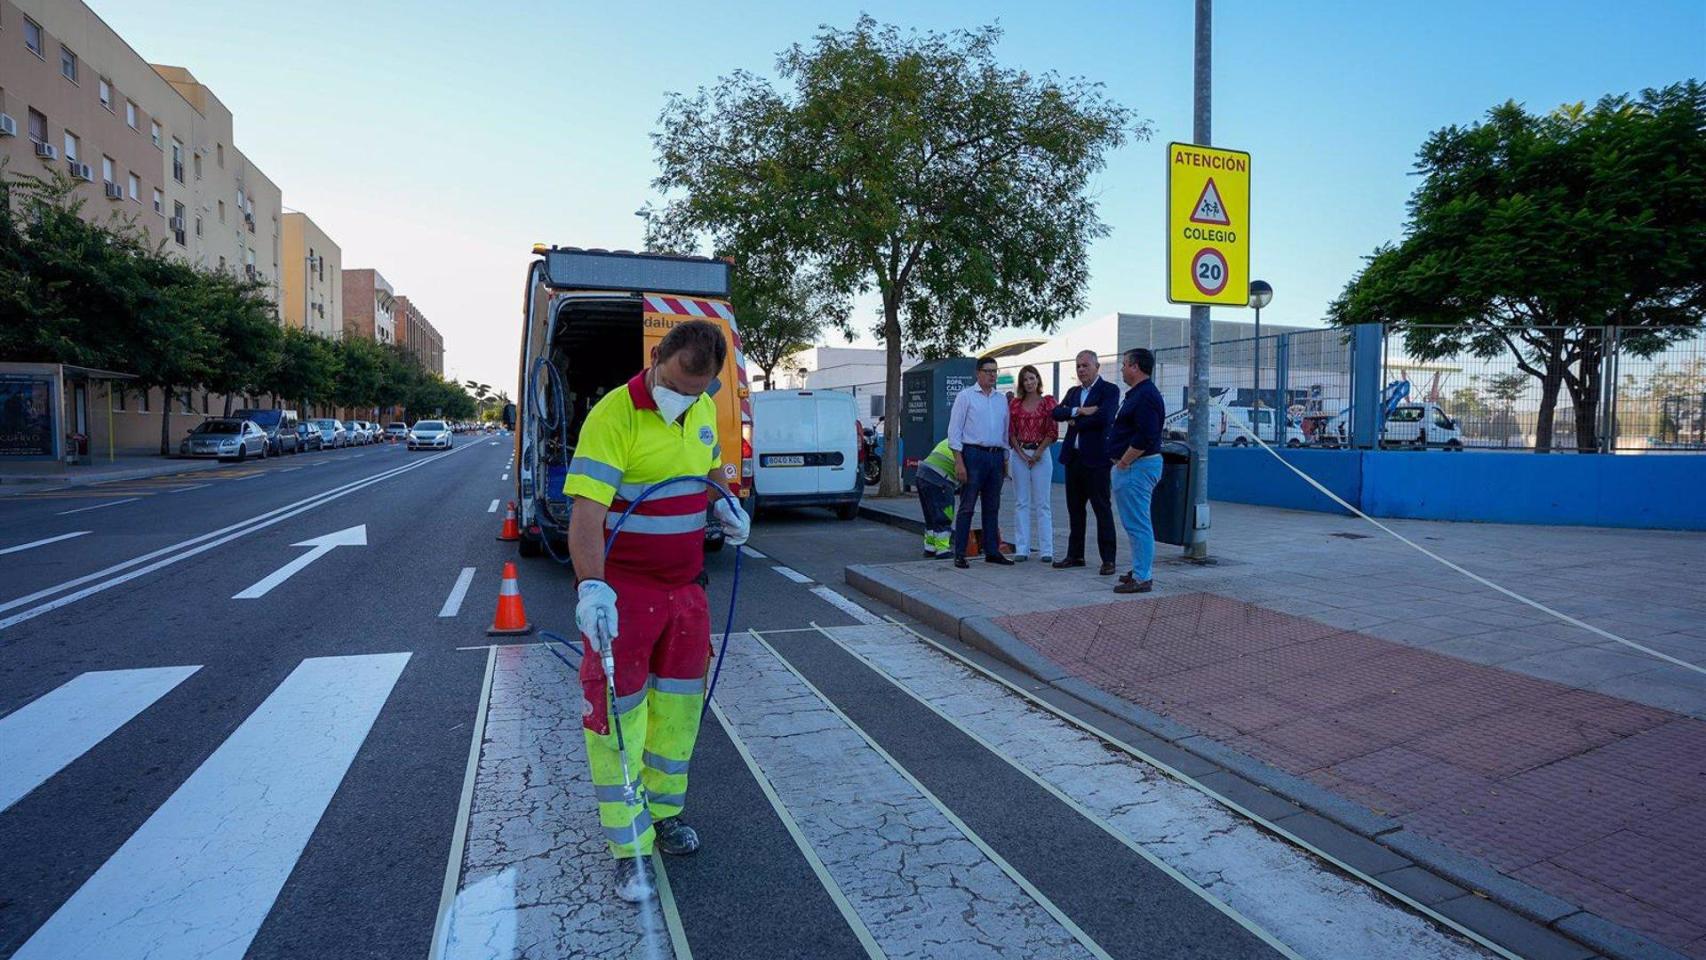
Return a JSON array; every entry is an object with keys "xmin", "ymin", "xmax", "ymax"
[
  {"xmin": 754, "ymin": 392, "xmax": 821, "ymax": 497},
  {"xmin": 816, "ymin": 393, "xmax": 858, "ymax": 494}
]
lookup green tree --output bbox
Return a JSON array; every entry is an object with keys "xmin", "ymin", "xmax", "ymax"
[
  {"xmin": 732, "ymin": 258, "xmax": 847, "ymax": 390},
  {"xmin": 1330, "ymin": 81, "xmax": 1706, "ymax": 452},
  {"xmin": 332, "ymin": 336, "xmax": 389, "ymax": 412},
  {"xmin": 650, "ymin": 17, "xmax": 1136, "ymax": 493},
  {"xmin": 198, "ymin": 273, "xmax": 282, "ymax": 417},
  {"xmin": 267, "ymin": 325, "xmax": 340, "ymax": 415}
]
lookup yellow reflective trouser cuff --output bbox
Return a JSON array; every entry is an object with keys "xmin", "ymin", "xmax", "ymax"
[
  {"xmin": 641, "ymin": 676, "xmax": 704, "ymax": 819},
  {"xmin": 586, "ymin": 696, "xmax": 654, "ymax": 857}
]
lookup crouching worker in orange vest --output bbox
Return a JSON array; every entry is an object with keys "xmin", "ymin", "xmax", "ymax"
[{"xmin": 564, "ymin": 319, "xmax": 751, "ymax": 903}]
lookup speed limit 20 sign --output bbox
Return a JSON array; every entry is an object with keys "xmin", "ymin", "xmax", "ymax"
[{"xmin": 1166, "ymin": 143, "xmax": 1250, "ymax": 306}]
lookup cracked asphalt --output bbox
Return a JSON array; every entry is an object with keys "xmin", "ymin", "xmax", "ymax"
[{"xmin": 0, "ymin": 437, "xmax": 1501, "ymax": 959}]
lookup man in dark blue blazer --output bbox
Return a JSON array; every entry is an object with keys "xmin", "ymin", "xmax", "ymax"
[{"xmin": 1051, "ymin": 350, "xmax": 1121, "ymax": 575}]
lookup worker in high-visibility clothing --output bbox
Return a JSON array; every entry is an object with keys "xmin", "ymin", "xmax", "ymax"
[
  {"xmin": 915, "ymin": 438, "xmax": 959, "ymax": 557},
  {"xmin": 564, "ymin": 319, "xmax": 751, "ymax": 903}
]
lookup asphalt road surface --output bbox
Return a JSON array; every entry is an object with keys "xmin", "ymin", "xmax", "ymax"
[{"xmin": 0, "ymin": 436, "xmax": 1501, "ymax": 960}]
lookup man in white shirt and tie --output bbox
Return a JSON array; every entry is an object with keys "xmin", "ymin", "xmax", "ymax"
[{"xmin": 947, "ymin": 356, "xmax": 1016, "ymax": 568}]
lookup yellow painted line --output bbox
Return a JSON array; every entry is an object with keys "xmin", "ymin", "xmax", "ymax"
[
  {"xmin": 427, "ymin": 646, "xmax": 497, "ymax": 960},
  {"xmin": 878, "ymin": 616, "xmax": 1525, "ymax": 960},
  {"xmin": 808, "ymin": 623, "xmax": 1307, "ymax": 960},
  {"xmin": 651, "ymin": 852, "xmax": 693, "ymax": 960},
  {"xmin": 707, "ymin": 698, "xmax": 886, "ymax": 959},
  {"xmin": 745, "ymin": 628, "xmax": 1116, "ymax": 960}
]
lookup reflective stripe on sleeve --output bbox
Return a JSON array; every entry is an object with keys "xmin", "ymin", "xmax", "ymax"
[{"xmin": 568, "ymin": 457, "xmax": 623, "ymax": 487}]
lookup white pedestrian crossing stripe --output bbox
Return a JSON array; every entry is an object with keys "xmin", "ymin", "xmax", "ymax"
[
  {"xmin": 0, "ymin": 665, "xmax": 200, "ymax": 813},
  {"xmin": 13, "ymin": 653, "xmax": 410, "ymax": 960}
]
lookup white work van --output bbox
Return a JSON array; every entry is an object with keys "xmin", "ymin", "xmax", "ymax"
[
  {"xmin": 749, "ymin": 390, "xmax": 863, "ymax": 520},
  {"xmin": 1322, "ymin": 401, "xmax": 1465, "ymax": 449}
]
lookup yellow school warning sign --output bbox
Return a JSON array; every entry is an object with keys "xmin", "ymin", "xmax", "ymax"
[{"xmin": 1166, "ymin": 142, "xmax": 1251, "ymax": 306}]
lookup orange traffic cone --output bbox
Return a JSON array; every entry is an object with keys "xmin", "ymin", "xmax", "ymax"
[
  {"xmin": 488, "ymin": 562, "xmax": 533, "ymax": 635},
  {"xmin": 497, "ymin": 500, "xmax": 521, "ymax": 541}
]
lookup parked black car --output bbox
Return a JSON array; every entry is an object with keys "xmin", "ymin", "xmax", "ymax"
[{"xmin": 297, "ymin": 421, "xmax": 325, "ymax": 451}]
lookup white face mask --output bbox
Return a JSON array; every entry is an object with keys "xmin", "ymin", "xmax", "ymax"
[{"xmin": 652, "ymin": 383, "xmax": 698, "ymax": 422}]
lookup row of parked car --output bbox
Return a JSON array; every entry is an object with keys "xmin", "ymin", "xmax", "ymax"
[{"xmin": 178, "ymin": 408, "xmax": 460, "ymax": 461}]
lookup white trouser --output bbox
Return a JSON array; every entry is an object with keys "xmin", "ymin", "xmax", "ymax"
[{"xmin": 1012, "ymin": 446, "xmax": 1054, "ymax": 557}]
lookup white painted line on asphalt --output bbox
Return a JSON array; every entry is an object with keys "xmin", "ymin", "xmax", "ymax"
[
  {"xmin": 0, "ymin": 441, "xmax": 483, "ymax": 633},
  {"xmin": 772, "ymin": 565, "xmax": 814, "ymax": 584},
  {"xmin": 809, "ymin": 585, "xmax": 887, "ymax": 626},
  {"xmin": 55, "ymin": 498, "xmax": 140, "ymax": 516},
  {"xmin": 438, "ymin": 567, "xmax": 477, "ymax": 618},
  {"xmin": 233, "ymin": 525, "xmax": 367, "ymax": 600},
  {"xmin": 12, "ymin": 653, "xmax": 409, "ymax": 960},
  {"xmin": 745, "ymin": 629, "xmax": 1115, "ymax": 960},
  {"xmin": 277, "ymin": 466, "xmax": 303, "ymax": 473},
  {"xmin": 501, "ymin": 473, "xmax": 509, "ymax": 481},
  {"xmin": 0, "ymin": 665, "xmax": 200, "ymax": 813},
  {"xmin": 227, "ymin": 473, "xmax": 262, "ymax": 482},
  {"xmin": 167, "ymin": 483, "xmax": 210, "ymax": 492},
  {"xmin": 486, "ymin": 499, "xmax": 500, "ymax": 513},
  {"xmin": 427, "ymin": 646, "xmax": 496, "ymax": 960},
  {"xmin": 0, "ymin": 531, "xmax": 91, "ymax": 556},
  {"xmin": 707, "ymin": 698, "xmax": 886, "ymax": 958},
  {"xmin": 740, "ymin": 546, "xmax": 767, "ymax": 559}
]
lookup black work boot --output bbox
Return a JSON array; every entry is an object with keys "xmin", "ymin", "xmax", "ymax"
[
  {"xmin": 654, "ymin": 816, "xmax": 701, "ymax": 856},
  {"xmin": 614, "ymin": 856, "xmax": 656, "ymax": 902}
]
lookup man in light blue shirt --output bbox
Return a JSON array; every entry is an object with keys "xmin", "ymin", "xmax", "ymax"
[{"xmin": 947, "ymin": 356, "xmax": 1015, "ymax": 567}]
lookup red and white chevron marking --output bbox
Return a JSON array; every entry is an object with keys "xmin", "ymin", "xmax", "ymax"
[{"xmin": 644, "ymin": 296, "xmax": 750, "ymax": 423}]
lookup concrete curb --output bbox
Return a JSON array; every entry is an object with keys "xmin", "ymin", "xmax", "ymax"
[
  {"xmin": 0, "ymin": 457, "xmax": 226, "ymax": 490},
  {"xmin": 845, "ymin": 560, "xmax": 1685, "ymax": 960}
]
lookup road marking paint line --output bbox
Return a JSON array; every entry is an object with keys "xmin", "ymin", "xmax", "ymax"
[
  {"xmin": 438, "ymin": 567, "xmax": 477, "ymax": 618},
  {"xmin": 227, "ymin": 473, "xmax": 262, "ymax": 482},
  {"xmin": 486, "ymin": 499, "xmax": 499, "ymax": 513},
  {"xmin": 740, "ymin": 546, "xmax": 767, "ymax": 559},
  {"xmin": 808, "ymin": 623, "xmax": 1308, "ymax": 960},
  {"xmin": 878, "ymin": 616, "xmax": 1524, "ymax": 960},
  {"xmin": 0, "ymin": 442, "xmax": 482, "ymax": 632},
  {"xmin": 0, "ymin": 665, "xmax": 201, "ymax": 813},
  {"xmin": 0, "ymin": 531, "xmax": 91, "ymax": 556},
  {"xmin": 745, "ymin": 629, "xmax": 1116, "ymax": 960},
  {"xmin": 809, "ymin": 585, "xmax": 887, "ymax": 625},
  {"xmin": 278, "ymin": 467, "xmax": 304, "ymax": 473},
  {"xmin": 653, "ymin": 852, "xmax": 695, "ymax": 960},
  {"xmin": 428, "ymin": 646, "xmax": 497, "ymax": 960},
  {"xmin": 501, "ymin": 473, "xmax": 509, "ymax": 481},
  {"xmin": 772, "ymin": 565, "xmax": 814, "ymax": 584},
  {"xmin": 12, "ymin": 653, "xmax": 410, "ymax": 960},
  {"xmin": 708, "ymin": 698, "xmax": 886, "ymax": 959},
  {"xmin": 233, "ymin": 525, "xmax": 367, "ymax": 600},
  {"xmin": 167, "ymin": 483, "xmax": 210, "ymax": 492},
  {"xmin": 55, "ymin": 498, "xmax": 140, "ymax": 516}
]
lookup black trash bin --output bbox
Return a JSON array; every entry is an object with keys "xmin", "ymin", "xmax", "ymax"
[{"xmin": 1150, "ymin": 441, "xmax": 1193, "ymax": 547}]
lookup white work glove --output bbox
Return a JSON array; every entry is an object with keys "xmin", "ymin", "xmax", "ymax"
[
  {"xmin": 576, "ymin": 579, "xmax": 619, "ymax": 654},
  {"xmin": 713, "ymin": 498, "xmax": 751, "ymax": 546}
]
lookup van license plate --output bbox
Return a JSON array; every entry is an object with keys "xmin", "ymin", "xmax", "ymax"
[{"xmin": 764, "ymin": 455, "xmax": 805, "ymax": 467}]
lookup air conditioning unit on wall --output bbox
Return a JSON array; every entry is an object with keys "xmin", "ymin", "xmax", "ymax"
[
  {"xmin": 0, "ymin": 114, "xmax": 17, "ymax": 137},
  {"xmin": 104, "ymin": 182, "xmax": 125, "ymax": 200},
  {"xmin": 34, "ymin": 141, "xmax": 58, "ymax": 161},
  {"xmin": 68, "ymin": 161, "xmax": 94, "ymax": 182},
  {"xmin": 169, "ymin": 215, "xmax": 186, "ymax": 233}
]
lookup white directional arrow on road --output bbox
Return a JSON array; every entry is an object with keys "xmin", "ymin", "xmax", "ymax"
[{"xmin": 233, "ymin": 525, "xmax": 366, "ymax": 599}]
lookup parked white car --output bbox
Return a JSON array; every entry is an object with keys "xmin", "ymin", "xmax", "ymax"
[{"xmin": 749, "ymin": 390, "xmax": 863, "ymax": 520}]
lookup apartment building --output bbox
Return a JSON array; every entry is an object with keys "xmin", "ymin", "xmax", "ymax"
[
  {"xmin": 393, "ymin": 295, "xmax": 444, "ymax": 376},
  {"xmin": 341, "ymin": 268, "xmax": 396, "ymax": 345},
  {"xmin": 281, "ymin": 211, "xmax": 342, "ymax": 339},
  {"xmin": 0, "ymin": 0, "xmax": 283, "ymax": 300}
]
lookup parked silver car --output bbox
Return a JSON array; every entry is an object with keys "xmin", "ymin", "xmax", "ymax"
[
  {"xmin": 180, "ymin": 419, "xmax": 269, "ymax": 461},
  {"xmin": 313, "ymin": 419, "xmax": 348, "ymax": 448},
  {"xmin": 407, "ymin": 419, "xmax": 453, "ymax": 450},
  {"xmin": 345, "ymin": 420, "xmax": 373, "ymax": 445}
]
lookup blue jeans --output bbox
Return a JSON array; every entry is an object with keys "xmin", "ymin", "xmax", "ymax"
[
  {"xmin": 1112, "ymin": 456, "xmax": 1163, "ymax": 581},
  {"xmin": 950, "ymin": 446, "xmax": 1005, "ymax": 559}
]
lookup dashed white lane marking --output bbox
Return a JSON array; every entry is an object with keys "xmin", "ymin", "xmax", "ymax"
[
  {"xmin": 0, "ymin": 665, "xmax": 201, "ymax": 813},
  {"xmin": 55, "ymin": 498, "xmax": 140, "ymax": 516},
  {"xmin": 809, "ymin": 585, "xmax": 887, "ymax": 626},
  {"xmin": 487, "ymin": 499, "xmax": 500, "ymax": 513},
  {"xmin": 12, "ymin": 653, "xmax": 409, "ymax": 960},
  {"xmin": 439, "ymin": 567, "xmax": 477, "ymax": 618},
  {"xmin": 278, "ymin": 467, "xmax": 303, "ymax": 473},
  {"xmin": 0, "ymin": 531, "xmax": 91, "ymax": 556},
  {"xmin": 772, "ymin": 565, "xmax": 814, "ymax": 584},
  {"xmin": 167, "ymin": 483, "xmax": 210, "ymax": 492},
  {"xmin": 501, "ymin": 474, "xmax": 509, "ymax": 481},
  {"xmin": 740, "ymin": 546, "xmax": 767, "ymax": 559}
]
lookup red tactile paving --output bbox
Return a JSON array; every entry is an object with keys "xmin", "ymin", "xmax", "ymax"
[{"xmin": 999, "ymin": 592, "xmax": 1706, "ymax": 955}]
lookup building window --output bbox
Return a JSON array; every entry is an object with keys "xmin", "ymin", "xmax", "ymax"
[
  {"xmin": 99, "ymin": 77, "xmax": 112, "ymax": 110},
  {"xmin": 60, "ymin": 46, "xmax": 77, "ymax": 83},
  {"xmin": 194, "ymin": 215, "xmax": 203, "ymax": 237},
  {"xmin": 27, "ymin": 108, "xmax": 47, "ymax": 144},
  {"xmin": 125, "ymin": 100, "xmax": 137, "ymax": 129},
  {"xmin": 150, "ymin": 120, "xmax": 160, "ymax": 148},
  {"xmin": 101, "ymin": 155, "xmax": 114, "ymax": 184},
  {"xmin": 152, "ymin": 188, "xmax": 163, "ymax": 214},
  {"xmin": 218, "ymin": 199, "xmax": 226, "ymax": 222},
  {"xmin": 62, "ymin": 130, "xmax": 78, "ymax": 162},
  {"xmin": 128, "ymin": 172, "xmax": 140, "ymax": 201},
  {"xmin": 216, "ymin": 143, "xmax": 224, "ymax": 168},
  {"xmin": 173, "ymin": 201, "xmax": 186, "ymax": 245},
  {"xmin": 115, "ymin": 387, "xmax": 126, "ymax": 412},
  {"xmin": 202, "ymin": 391, "xmax": 209, "ymax": 415},
  {"xmin": 171, "ymin": 139, "xmax": 184, "ymax": 182},
  {"xmin": 24, "ymin": 18, "xmax": 44, "ymax": 57},
  {"xmin": 140, "ymin": 388, "xmax": 150, "ymax": 413},
  {"xmin": 219, "ymin": 255, "xmax": 226, "ymax": 271}
]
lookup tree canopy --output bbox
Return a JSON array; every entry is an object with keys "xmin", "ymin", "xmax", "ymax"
[
  {"xmin": 1329, "ymin": 81, "xmax": 1706, "ymax": 451},
  {"xmin": 650, "ymin": 16, "xmax": 1138, "ymax": 491}
]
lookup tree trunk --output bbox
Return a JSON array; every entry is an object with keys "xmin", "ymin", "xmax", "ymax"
[
  {"xmin": 1569, "ymin": 333, "xmax": 1604, "ymax": 454},
  {"xmin": 1534, "ymin": 369, "xmax": 1562, "ymax": 453},
  {"xmin": 877, "ymin": 295, "xmax": 904, "ymax": 498},
  {"xmin": 760, "ymin": 364, "xmax": 775, "ymax": 390},
  {"xmin": 158, "ymin": 384, "xmax": 172, "ymax": 456}
]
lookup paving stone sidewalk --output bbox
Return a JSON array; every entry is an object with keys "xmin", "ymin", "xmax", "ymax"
[{"xmin": 855, "ymin": 489, "xmax": 1706, "ymax": 959}]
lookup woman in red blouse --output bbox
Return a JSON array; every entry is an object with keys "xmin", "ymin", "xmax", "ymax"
[{"xmin": 1008, "ymin": 365, "xmax": 1057, "ymax": 562}]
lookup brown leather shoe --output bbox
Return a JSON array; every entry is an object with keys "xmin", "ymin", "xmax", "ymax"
[
  {"xmin": 1114, "ymin": 579, "xmax": 1153, "ymax": 594},
  {"xmin": 1052, "ymin": 558, "xmax": 1085, "ymax": 569},
  {"xmin": 1098, "ymin": 562, "xmax": 1117, "ymax": 576}
]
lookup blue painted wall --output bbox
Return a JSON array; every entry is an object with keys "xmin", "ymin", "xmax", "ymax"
[{"xmin": 1198, "ymin": 448, "xmax": 1706, "ymax": 531}]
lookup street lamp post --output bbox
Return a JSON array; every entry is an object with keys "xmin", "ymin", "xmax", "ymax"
[{"xmin": 1248, "ymin": 280, "xmax": 1273, "ymax": 441}]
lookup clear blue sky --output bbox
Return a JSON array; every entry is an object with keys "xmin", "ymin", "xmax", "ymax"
[{"xmin": 94, "ymin": 0, "xmax": 1705, "ymax": 390}]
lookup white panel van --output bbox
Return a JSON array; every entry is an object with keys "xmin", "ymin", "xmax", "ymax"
[{"xmin": 750, "ymin": 390, "xmax": 863, "ymax": 520}]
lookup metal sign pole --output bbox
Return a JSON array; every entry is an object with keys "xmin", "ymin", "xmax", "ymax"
[{"xmin": 1185, "ymin": 0, "xmax": 1213, "ymax": 560}]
